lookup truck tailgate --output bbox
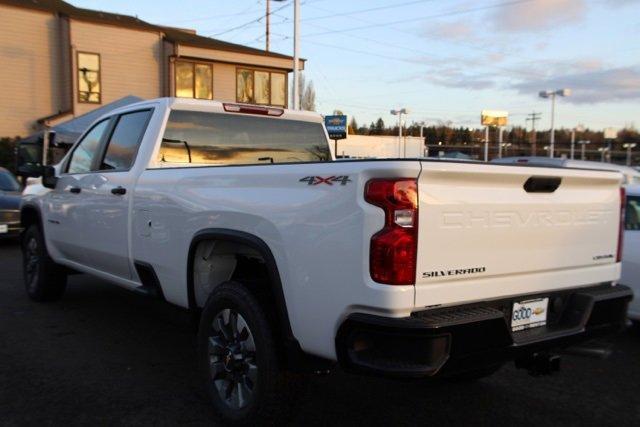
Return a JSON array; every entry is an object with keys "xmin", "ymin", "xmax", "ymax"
[{"xmin": 414, "ymin": 161, "xmax": 623, "ymax": 308}]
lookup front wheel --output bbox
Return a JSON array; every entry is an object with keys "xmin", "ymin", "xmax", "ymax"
[
  {"xmin": 22, "ymin": 225, "xmax": 67, "ymax": 302},
  {"xmin": 198, "ymin": 281, "xmax": 294, "ymax": 424}
]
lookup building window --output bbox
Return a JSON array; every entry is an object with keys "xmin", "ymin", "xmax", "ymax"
[
  {"xmin": 236, "ymin": 68, "xmax": 286, "ymax": 107},
  {"xmin": 175, "ymin": 61, "xmax": 213, "ymax": 100},
  {"xmin": 77, "ymin": 52, "xmax": 101, "ymax": 103}
]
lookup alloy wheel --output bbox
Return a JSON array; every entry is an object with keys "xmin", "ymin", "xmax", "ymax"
[
  {"xmin": 25, "ymin": 236, "xmax": 39, "ymax": 290},
  {"xmin": 207, "ymin": 308, "xmax": 258, "ymax": 410}
]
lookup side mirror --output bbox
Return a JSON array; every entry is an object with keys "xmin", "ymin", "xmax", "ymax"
[
  {"xmin": 42, "ymin": 165, "xmax": 58, "ymax": 189},
  {"xmin": 16, "ymin": 143, "xmax": 44, "ymax": 178}
]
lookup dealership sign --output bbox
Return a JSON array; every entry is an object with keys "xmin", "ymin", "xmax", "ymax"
[
  {"xmin": 324, "ymin": 115, "xmax": 347, "ymax": 140},
  {"xmin": 481, "ymin": 110, "xmax": 508, "ymax": 127}
]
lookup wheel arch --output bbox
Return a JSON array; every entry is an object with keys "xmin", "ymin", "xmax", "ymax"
[
  {"xmin": 187, "ymin": 228, "xmax": 295, "ymax": 343},
  {"xmin": 20, "ymin": 203, "xmax": 42, "ymax": 231}
]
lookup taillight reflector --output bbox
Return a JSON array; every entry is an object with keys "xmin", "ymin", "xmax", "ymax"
[
  {"xmin": 617, "ymin": 187, "xmax": 626, "ymax": 262},
  {"xmin": 223, "ymin": 103, "xmax": 284, "ymax": 116},
  {"xmin": 365, "ymin": 179, "xmax": 418, "ymax": 285}
]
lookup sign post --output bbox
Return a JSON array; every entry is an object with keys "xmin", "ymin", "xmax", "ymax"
[
  {"xmin": 481, "ymin": 110, "xmax": 508, "ymax": 162},
  {"xmin": 324, "ymin": 115, "xmax": 347, "ymax": 158}
]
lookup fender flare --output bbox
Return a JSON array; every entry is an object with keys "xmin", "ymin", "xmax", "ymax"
[
  {"xmin": 187, "ymin": 228, "xmax": 295, "ymax": 341},
  {"xmin": 20, "ymin": 202, "xmax": 45, "ymax": 236}
]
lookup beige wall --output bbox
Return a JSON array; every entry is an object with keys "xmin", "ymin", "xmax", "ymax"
[
  {"xmin": 0, "ymin": 5, "xmax": 67, "ymax": 137},
  {"xmin": 70, "ymin": 20, "xmax": 162, "ymax": 116}
]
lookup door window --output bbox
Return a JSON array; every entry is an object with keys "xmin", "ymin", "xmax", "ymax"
[
  {"xmin": 100, "ymin": 110, "xmax": 151, "ymax": 171},
  {"xmin": 67, "ymin": 120, "xmax": 110, "ymax": 174}
]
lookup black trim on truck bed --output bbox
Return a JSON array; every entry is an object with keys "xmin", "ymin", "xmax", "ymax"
[{"xmin": 335, "ymin": 284, "xmax": 632, "ymax": 378}]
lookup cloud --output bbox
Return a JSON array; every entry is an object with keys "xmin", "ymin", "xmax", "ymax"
[
  {"xmin": 423, "ymin": 21, "xmax": 475, "ymax": 41},
  {"xmin": 492, "ymin": 0, "xmax": 587, "ymax": 32},
  {"xmin": 604, "ymin": 0, "xmax": 640, "ymax": 6},
  {"xmin": 511, "ymin": 66, "xmax": 640, "ymax": 103},
  {"xmin": 426, "ymin": 70, "xmax": 496, "ymax": 90}
]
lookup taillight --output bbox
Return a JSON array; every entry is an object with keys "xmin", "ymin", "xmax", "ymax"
[
  {"xmin": 223, "ymin": 103, "xmax": 284, "ymax": 116},
  {"xmin": 617, "ymin": 187, "xmax": 626, "ymax": 262},
  {"xmin": 365, "ymin": 178, "xmax": 418, "ymax": 285}
]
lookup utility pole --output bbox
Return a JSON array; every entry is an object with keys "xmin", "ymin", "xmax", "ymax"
[
  {"xmin": 292, "ymin": 0, "xmax": 300, "ymax": 110},
  {"xmin": 526, "ymin": 112, "xmax": 541, "ymax": 156},
  {"xmin": 265, "ymin": 0, "xmax": 270, "ymax": 51}
]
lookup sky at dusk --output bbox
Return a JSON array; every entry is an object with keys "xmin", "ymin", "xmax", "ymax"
[{"xmin": 70, "ymin": 0, "xmax": 640, "ymax": 131}]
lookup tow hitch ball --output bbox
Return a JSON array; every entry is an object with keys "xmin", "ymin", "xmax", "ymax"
[{"xmin": 515, "ymin": 353, "xmax": 561, "ymax": 376}]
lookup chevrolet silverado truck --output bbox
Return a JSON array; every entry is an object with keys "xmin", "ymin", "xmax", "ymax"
[{"xmin": 21, "ymin": 98, "xmax": 632, "ymax": 423}]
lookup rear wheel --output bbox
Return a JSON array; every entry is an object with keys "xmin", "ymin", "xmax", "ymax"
[
  {"xmin": 198, "ymin": 281, "xmax": 293, "ymax": 424},
  {"xmin": 22, "ymin": 225, "xmax": 67, "ymax": 302}
]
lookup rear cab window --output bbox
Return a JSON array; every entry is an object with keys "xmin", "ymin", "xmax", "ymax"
[{"xmin": 156, "ymin": 110, "xmax": 331, "ymax": 167}]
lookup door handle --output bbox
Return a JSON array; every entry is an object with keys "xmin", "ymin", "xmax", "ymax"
[
  {"xmin": 69, "ymin": 187, "xmax": 81, "ymax": 194},
  {"xmin": 111, "ymin": 186, "xmax": 127, "ymax": 195}
]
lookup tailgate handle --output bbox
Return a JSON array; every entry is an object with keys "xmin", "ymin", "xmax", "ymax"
[{"xmin": 523, "ymin": 176, "xmax": 562, "ymax": 193}]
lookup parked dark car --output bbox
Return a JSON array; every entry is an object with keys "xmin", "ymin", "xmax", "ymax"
[{"xmin": 0, "ymin": 167, "xmax": 22, "ymax": 238}]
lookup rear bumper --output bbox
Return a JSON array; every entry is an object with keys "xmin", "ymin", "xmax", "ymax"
[{"xmin": 336, "ymin": 283, "xmax": 632, "ymax": 378}]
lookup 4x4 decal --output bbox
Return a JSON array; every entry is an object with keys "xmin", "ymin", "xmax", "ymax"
[{"xmin": 299, "ymin": 176, "xmax": 351, "ymax": 186}]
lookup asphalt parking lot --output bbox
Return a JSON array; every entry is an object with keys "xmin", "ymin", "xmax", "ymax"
[{"xmin": 1, "ymin": 239, "xmax": 639, "ymax": 426}]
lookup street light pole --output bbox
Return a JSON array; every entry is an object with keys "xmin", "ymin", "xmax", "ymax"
[
  {"xmin": 549, "ymin": 93, "xmax": 556, "ymax": 157},
  {"xmin": 419, "ymin": 122, "xmax": 428, "ymax": 157},
  {"xmin": 624, "ymin": 143, "xmax": 637, "ymax": 166},
  {"xmin": 578, "ymin": 140, "xmax": 590, "ymax": 160},
  {"xmin": 570, "ymin": 127, "xmax": 575, "ymax": 160},
  {"xmin": 390, "ymin": 108, "xmax": 408, "ymax": 158},
  {"xmin": 292, "ymin": 0, "xmax": 300, "ymax": 110},
  {"xmin": 484, "ymin": 126, "xmax": 489, "ymax": 162},
  {"xmin": 539, "ymin": 89, "xmax": 571, "ymax": 159},
  {"xmin": 598, "ymin": 147, "xmax": 609, "ymax": 162},
  {"xmin": 569, "ymin": 125, "xmax": 585, "ymax": 160}
]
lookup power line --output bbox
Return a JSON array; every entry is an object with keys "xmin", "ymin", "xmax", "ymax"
[
  {"xmin": 302, "ymin": 0, "xmax": 535, "ymax": 38},
  {"xmin": 210, "ymin": 1, "xmax": 292, "ymax": 37},
  {"xmin": 162, "ymin": 1, "xmax": 263, "ymax": 24},
  {"xmin": 299, "ymin": 0, "xmax": 440, "ymax": 23},
  {"xmin": 201, "ymin": 0, "xmax": 440, "ymax": 36}
]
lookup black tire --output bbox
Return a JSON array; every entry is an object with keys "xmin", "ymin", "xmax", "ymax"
[
  {"xmin": 445, "ymin": 363, "xmax": 503, "ymax": 382},
  {"xmin": 198, "ymin": 281, "xmax": 294, "ymax": 425},
  {"xmin": 22, "ymin": 224, "xmax": 67, "ymax": 302}
]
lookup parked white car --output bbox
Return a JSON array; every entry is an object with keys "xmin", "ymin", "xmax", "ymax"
[
  {"xmin": 622, "ymin": 185, "xmax": 640, "ymax": 323},
  {"xmin": 20, "ymin": 98, "xmax": 632, "ymax": 423}
]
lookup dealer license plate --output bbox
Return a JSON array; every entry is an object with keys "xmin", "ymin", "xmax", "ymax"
[
  {"xmin": 0, "ymin": 224, "xmax": 7, "ymax": 234},
  {"xmin": 511, "ymin": 298, "xmax": 549, "ymax": 331}
]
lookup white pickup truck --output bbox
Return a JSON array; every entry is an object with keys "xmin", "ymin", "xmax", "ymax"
[{"xmin": 21, "ymin": 98, "xmax": 631, "ymax": 423}]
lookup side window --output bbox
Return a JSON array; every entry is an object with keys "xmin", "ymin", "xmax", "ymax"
[
  {"xmin": 67, "ymin": 120, "xmax": 110, "ymax": 174},
  {"xmin": 100, "ymin": 110, "xmax": 151, "ymax": 171}
]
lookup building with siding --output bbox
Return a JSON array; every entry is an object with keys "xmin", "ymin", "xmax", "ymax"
[{"xmin": 0, "ymin": 0, "xmax": 304, "ymax": 137}]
